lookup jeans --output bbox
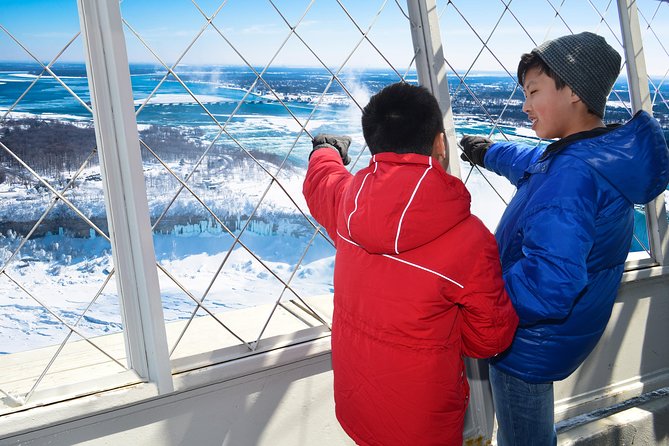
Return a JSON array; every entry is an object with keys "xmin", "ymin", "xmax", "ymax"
[{"xmin": 489, "ymin": 364, "xmax": 557, "ymax": 446}]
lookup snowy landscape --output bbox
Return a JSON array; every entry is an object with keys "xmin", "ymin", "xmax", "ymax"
[{"xmin": 1, "ymin": 63, "xmax": 667, "ymax": 354}]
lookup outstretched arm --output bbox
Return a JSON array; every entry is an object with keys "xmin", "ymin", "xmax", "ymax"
[
  {"xmin": 484, "ymin": 141, "xmax": 545, "ymax": 186},
  {"xmin": 302, "ymin": 147, "xmax": 353, "ymax": 245}
]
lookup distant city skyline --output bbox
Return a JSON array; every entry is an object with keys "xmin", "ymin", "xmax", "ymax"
[{"xmin": 0, "ymin": 0, "xmax": 667, "ymax": 76}]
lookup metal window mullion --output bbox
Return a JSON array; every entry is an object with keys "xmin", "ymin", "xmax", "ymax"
[
  {"xmin": 407, "ymin": 0, "xmax": 460, "ymax": 178},
  {"xmin": 617, "ymin": 0, "xmax": 669, "ymax": 266},
  {"xmin": 406, "ymin": 0, "xmax": 493, "ymax": 442},
  {"xmin": 77, "ymin": 0, "xmax": 173, "ymax": 393}
]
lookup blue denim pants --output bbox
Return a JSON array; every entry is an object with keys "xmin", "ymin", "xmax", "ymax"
[{"xmin": 489, "ymin": 364, "xmax": 557, "ymax": 446}]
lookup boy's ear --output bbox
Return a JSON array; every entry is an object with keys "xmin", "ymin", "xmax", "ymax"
[
  {"xmin": 431, "ymin": 132, "xmax": 446, "ymax": 157},
  {"xmin": 431, "ymin": 132, "xmax": 448, "ymax": 168}
]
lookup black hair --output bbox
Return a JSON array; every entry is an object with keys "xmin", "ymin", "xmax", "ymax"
[
  {"xmin": 517, "ymin": 52, "xmax": 567, "ymax": 90},
  {"xmin": 361, "ymin": 82, "xmax": 444, "ymax": 156}
]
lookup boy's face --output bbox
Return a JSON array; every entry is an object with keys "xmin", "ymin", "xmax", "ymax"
[{"xmin": 522, "ymin": 67, "xmax": 579, "ymax": 139}]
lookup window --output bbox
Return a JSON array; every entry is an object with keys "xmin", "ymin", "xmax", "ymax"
[
  {"xmin": 436, "ymin": 0, "xmax": 668, "ymax": 268},
  {"xmin": 0, "ymin": 1, "xmax": 130, "ymax": 412},
  {"xmin": 118, "ymin": 0, "xmax": 420, "ymax": 368}
]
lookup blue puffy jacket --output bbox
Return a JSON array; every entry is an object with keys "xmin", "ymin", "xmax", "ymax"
[{"xmin": 486, "ymin": 110, "xmax": 669, "ymax": 383}]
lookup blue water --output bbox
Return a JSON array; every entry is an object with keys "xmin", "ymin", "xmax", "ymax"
[
  {"xmin": 0, "ymin": 62, "xmax": 417, "ymax": 127},
  {"xmin": 2, "ymin": 61, "xmax": 667, "ymax": 135},
  {"xmin": 1, "ymin": 62, "xmax": 667, "ymax": 253}
]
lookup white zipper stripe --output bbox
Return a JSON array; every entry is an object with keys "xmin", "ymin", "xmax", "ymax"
[
  {"xmin": 346, "ymin": 155, "xmax": 377, "ymax": 236},
  {"xmin": 394, "ymin": 157, "xmax": 432, "ymax": 255},
  {"xmin": 336, "ymin": 229, "xmax": 464, "ymax": 289}
]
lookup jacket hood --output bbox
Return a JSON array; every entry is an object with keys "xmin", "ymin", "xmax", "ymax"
[
  {"xmin": 340, "ymin": 152, "xmax": 471, "ymax": 255},
  {"xmin": 562, "ymin": 110, "xmax": 669, "ymax": 204}
]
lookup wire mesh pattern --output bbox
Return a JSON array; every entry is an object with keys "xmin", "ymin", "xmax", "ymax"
[
  {"xmin": 119, "ymin": 0, "xmax": 420, "ymax": 361},
  {"xmin": 437, "ymin": 0, "xmax": 668, "ymax": 255},
  {"xmin": 0, "ymin": 4, "xmax": 128, "ymax": 410},
  {"xmin": 637, "ymin": 1, "xmax": 669, "ymax": 156}
]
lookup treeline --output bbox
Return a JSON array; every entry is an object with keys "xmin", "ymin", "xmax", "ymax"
[
  {"xmin": 0, "ymin": 117, "xmax": 303, "ymax": 186},
  {"xmin": 0, "ymin": 119, "xmax": 98, "ymax": 180},
  {"xmin": 451, "ymin": 94, "xmax": 634, "ymax": 127},
  {"xmin": 0, "ymin": 118, "xmax": 209, "ymax": 183},
  {"xmin": 139, "ymin": 125, "xmax": 207, "ymax": 163}
]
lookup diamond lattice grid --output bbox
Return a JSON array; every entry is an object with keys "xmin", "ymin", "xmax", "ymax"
[
  {"xmin": 119, "ymin": 0, "xmax": 419, "ymax": 361},
  {"xmin": 0, "ymin": 2, "xmax": 127, "ymax": 411},
  {"xmin": 437, "ymin": 0, "xmax": 662, "ymax": 254}
]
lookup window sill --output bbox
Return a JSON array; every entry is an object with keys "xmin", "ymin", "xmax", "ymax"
[{"xmin": 0, "ymin": 295, "xmax": 334, "ymax": 422}]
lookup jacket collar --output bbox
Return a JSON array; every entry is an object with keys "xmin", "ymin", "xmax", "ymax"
[{"xmin": 540, "ymin": 122, "xmax": 621, "ymax": 161}]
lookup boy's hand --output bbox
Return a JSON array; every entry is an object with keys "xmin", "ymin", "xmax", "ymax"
[
  {"xmin": 311, "ymin": 134, "xmax": 352, "ymax": 166},
  {"xmin": 460, "ymin": 135, "xmax": 492, "ymax": 168}
]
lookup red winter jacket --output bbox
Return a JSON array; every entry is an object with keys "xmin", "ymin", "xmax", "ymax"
[{"xmin": 303, "ymin": 148, "xmax": 518, "ymax": 446}]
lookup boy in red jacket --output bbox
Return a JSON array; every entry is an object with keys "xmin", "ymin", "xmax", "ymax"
[{"xmin": 303, "ymin": 82, "xmax": 518, "ymax": 445}]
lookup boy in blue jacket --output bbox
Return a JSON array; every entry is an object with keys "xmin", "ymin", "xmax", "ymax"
[{"xmin": 460, "ymin": 32, "xmax": 669, "ymax": 445}]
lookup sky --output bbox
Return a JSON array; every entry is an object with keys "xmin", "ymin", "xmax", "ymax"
[{"xmin": 0, "ymin": 0, "xmax": 668, "ymax": 76}]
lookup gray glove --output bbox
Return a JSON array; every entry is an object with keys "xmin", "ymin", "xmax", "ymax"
[
  {"xmin": 460, "ymin": 135, "xmax": 493, "ymax": 168},
  {"xmin": 311, "ymin": 134, "xmax": 351, "ymax": 166}
]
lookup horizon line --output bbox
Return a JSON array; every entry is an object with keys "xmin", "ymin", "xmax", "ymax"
[{"xmin": 0, "ymin": 60, "xmax": 664, "ymax": 79}]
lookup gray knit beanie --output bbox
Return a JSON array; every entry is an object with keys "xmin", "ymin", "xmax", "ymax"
[{"xmin": 530, "ymin": 32, "xmax": 621, "ymax": 118}]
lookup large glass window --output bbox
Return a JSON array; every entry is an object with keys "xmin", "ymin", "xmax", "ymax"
[
  {"xmin": 0, "ymin": 1, "xmax": 129, "ymax": 413},
  {"xmin": 436, "ymin": 0, "xmax": 668, "ymax": 264},
  {"xmin": 117, "ymin": 1, "xmax": 420, "ymax": 368}
]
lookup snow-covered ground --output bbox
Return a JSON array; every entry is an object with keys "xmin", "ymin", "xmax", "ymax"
[{"xmin": 0, "ymin": 147, "xmax": 339, "ymax": 354}]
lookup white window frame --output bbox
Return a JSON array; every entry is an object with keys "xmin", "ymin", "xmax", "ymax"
[
  {"xmin": 78, "ymin": 0, "xmax": 173, "ymax": 394},
  {"xmin": 617, "ymin": 0, "xmax": 669, "ymax": 270}
]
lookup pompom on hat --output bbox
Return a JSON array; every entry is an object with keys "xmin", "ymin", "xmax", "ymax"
[{"xmin": 526, "ymin": 32, "xmax": 621, "ymax": 118}]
